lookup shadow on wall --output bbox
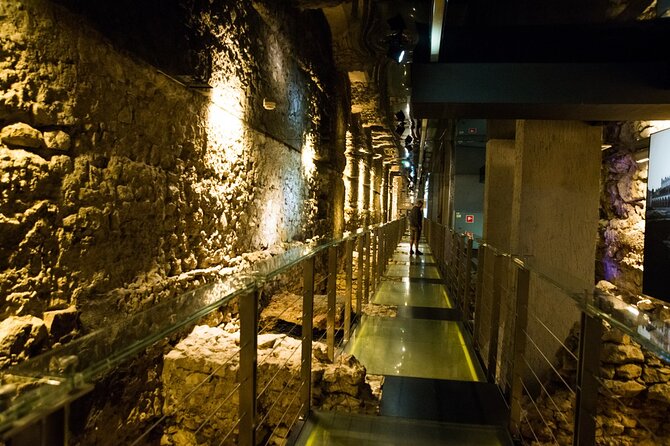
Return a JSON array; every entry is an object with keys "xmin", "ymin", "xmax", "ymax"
[{"xmin": 53, "ymin": 0, "xmax": 205, "ymax": 79}]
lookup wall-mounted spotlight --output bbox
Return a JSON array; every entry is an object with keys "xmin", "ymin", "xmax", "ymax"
[
  {"xmin": 401, "ymin": 160, "xmax": 411, "ymax": 168},
  {"xmin": 386, "ymin": 33, "xmax": 408, "ymax": 64},
  {"xmin": 404, "ymin": 135, "xmax": 412, "ymax": 145},
  {"xmin": 395, "ymin": 123, "xmax": 405, "ymax": 135},
  {"xmin": 395, "ymin": 110, "xmax": 406, "ymax": 122}
]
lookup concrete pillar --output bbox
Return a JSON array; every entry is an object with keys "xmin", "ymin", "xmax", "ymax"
[
  {"xmin": 483, "ymin": 139, "xmax": 516, "ymax": 252},
  {"xmin": 510, "ymin": 120, "xmax": 601, "ymax": 275},
  {"xmin": 441, "ymin": 139, "xmax": 455, "ymax": 227},
  {"xmin": 484, "ymin": 120, "xmax": 601, "ymax": 390}
]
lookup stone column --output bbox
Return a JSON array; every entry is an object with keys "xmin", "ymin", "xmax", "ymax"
[
  {"xmin": 430, "ymin": 136, "xmax": 455, "ymax": 226},
  {"xmin": 361, "ymin": 155, "xmax": 371, "ymax": 227},
  {"xmin": 345, "ymin": 151, "xmax": 359, "ymax": 230},
  {"xmin": 372, "ymin": 157, "xmax": 383, "ymax": 223}
]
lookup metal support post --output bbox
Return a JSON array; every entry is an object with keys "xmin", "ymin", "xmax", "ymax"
[
  {"xmin": 473, "ymin": 245, "xmax": 487, "ymax": 339},
  {"xmin": 327, "ymin": 245, "xmax": 337, "ymax": 361},
  {"xmin": 356, "ymin": 236, "xmax": 364, "ymax": 317},
  {"xmin": 239, "ymin": 290, "xmax": 259, "ymax": 446},
  {"xmin": 573, "ymin": 311, "xmax": 603, "ymax": 446},
  {"xmin": 8, "ymin": 406, "xmax": 67, "ymax": 446},
  {"xmin": 379, "ymin": 229, "xmax": 385, "ymax": 277},
  {"xmin": 459, "ymin": 236, "xmax": 467, "ymax": 306},
  {"xmin": 371, "ymin": 230, "xmax": 378, "ymax": 293},
  {"xmin": 344, "ymin": 239, "xmax": 353, "ymax": 341},
  {"xmin": 450, "ymin": 231, "xmax": 459, "ymax": 296},
  {"xmin": 363, "ymin": 232, "xmax": 371, "ymax": 304},
  {"xmin": 301, "ymin": 257, "xmax": 315, "ymax": 418},
  {"xmin": 463, "ymin": 237, "xmax": 473, "ymax": 316},
  {"xmin": 509, "ymin": 266, "xmax": 530, "ymax": 438},
  {"xmin": 487, "ymin": 254, "xmax": 505, "ymax": 383}
]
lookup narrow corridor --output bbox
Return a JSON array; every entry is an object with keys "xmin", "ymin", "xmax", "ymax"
[{"xmin": 295, "ymin": 237, "xmax": 514, "ymax": 445}]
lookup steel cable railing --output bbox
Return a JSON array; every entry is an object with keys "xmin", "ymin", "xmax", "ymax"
[
  {"xmin": 0, "ymin": 218, "xmax": 406, "ymax": 446},
  {"xmin": 424, "ymin": 218, "xmax": 670, "ymax": 446},
  {"xmin": 129, "ymin": 345, "xmax": 241, "ymax": 446}
]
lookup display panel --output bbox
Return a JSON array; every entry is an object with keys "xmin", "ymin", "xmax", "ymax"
[{"xmin": 643, "ymin": 128, "xmax": 670, "ymax": 301}]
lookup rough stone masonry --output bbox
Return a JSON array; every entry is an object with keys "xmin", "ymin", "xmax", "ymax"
[{"xmin": 0, "ymin": 0, "xmax": 349, "ymax": 443}]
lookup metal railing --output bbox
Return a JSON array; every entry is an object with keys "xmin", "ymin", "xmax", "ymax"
[
  {"xmin": 425, "ymin": 218, "xmax": 670, "ymax": 446},
  {"xmin": 0, "ymin": 219, "xmax": 405, "ymax": 445}
]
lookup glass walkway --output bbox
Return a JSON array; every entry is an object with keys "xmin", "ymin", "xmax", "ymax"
[{"xmin": 295, "ymin": 238, "xmax": 514, "ymax": 445}]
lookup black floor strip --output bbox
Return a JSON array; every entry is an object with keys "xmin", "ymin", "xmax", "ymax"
[
  {"xmin": 396, "ymin": 306, "xmax": 461, "ymax": 321},
  {"xmin": 380, "ymin": 376, "xmax": 509, "ymax": 426}
]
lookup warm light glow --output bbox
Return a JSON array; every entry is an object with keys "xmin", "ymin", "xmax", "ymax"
[
  {"xmin": 301, "ymin": 133, "xmax": 317, "ymax": 179},
  {"xmin": 369, "ymin": 169, "xmax": 375, "ymax": 211},
  {"xmin": 259, "ymin": 198, "xmax": 281, "ymax": 247},
  {"xmin": 206, "ymin": 85, "xmax": 246, "ymax": 170},
  {"xmin": 358, "ymin": 159, "xmax": 366, "ymax": 213}
]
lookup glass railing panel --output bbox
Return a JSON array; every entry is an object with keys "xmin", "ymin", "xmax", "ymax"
[
  {"xmin": 481, "ymin": 238, "xmax": 670, "ymax": 366},
  {"xmin": 0, "ymin": 220, "xmax": 403, "ymax": 440},
  {"xmin": 587, "ymin": 290, "xmax": 670, "ymax": 364},
  {"xmin": 7, "ymin": 274, "xmax": 256, "ymax": 385},
  {"xmin": 0, "ymin": 375, "xmax": 72, "ymax": 436}
]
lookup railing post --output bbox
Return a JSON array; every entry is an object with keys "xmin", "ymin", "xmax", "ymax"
[
  {"xmin": 356, "ymin": 236, "xmax": 364, "ymax": 316},
  {"xmin": 459, "ymin": 235, "xmax": 468, "ymax": 307},
  {"xmin": 573, "ymin": 311, "xmax": 603, "ymax": 446},
  {"xmin": 239, "ymin": 289, "xmax": 259, "ymax": 446},
  {"xmin": 450, "ymin": 231, "xmax": 459, "ymax": 297},
  {"xmin": 463, "ymin": 237, "xmax": 474, "ymax": 317},
  {"xmin": 327, "ymin": 245, "xmax": 337, "ymax": 361},
  {"xmin": 363, "ymin": 231, "xmax": 371, "ymax": 304},
  {"xmin": 509, "ymin": 265, "xmax": 530, "ymax": 439},
  {"xmin": 8, "ymin": 406, "xmax": 67, "ymax": 446},
  {"xmin": 301, "ymin": 257, "xmax": 315, "ymax": 418},
  {"xmin": 344, "ymin": 239, "xmax": 353, "ymax": 341},
  {"xmin": 473, "ymin": 244, "xmax": 487, "ymax": 338},
  {"xmin": 371, "ymin": 229, "xmax": 378, "ymax": 293},
  {"xmin": 487, "ymin": 254, "xmax": 505, "ymax": 383}
]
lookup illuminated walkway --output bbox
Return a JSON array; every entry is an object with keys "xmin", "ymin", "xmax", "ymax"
[{"xmin": 295, "ymin": 238, "xmax": 513, "ymax": 445}]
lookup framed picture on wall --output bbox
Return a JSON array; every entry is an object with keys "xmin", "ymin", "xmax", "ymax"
[{"xmin": 643, "ymin": 127, "xmax": 670, "ymax": 301}]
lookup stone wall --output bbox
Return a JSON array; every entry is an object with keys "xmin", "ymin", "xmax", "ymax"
[
  {"xmin": 520, "ymin": 322, "xmax": 670, "ymax": 446},
  {"xmin": 597, "ymin": 121, "xmax": 650, "ymax": 295},
  {"xmin": 161, "ymin": 324, "xmax": 378, "ymax": 446},
  {"xmin": 0, "ymin": 0, "xmax": 345, "ymax": 365}
]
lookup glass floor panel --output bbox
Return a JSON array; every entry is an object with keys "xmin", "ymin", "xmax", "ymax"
[
  {"xmin": 345, "ymin": 316, "xmax": 484, "ymax": 381},
  {"xmin": 372, "ymin": 281, "xmax": 453, "ymax": 308},
  {"xmin": 294, "ymin": 411, "xmax": 512, "ymax": 446},
  {"xmin": 385, "ymin": 264, "xmax": 441, "ymax": 279}
]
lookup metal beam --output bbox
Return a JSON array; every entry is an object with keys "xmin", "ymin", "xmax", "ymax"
[{"xmin": 411, "ymin": 62, "xmax": 670, "ymax": 120}]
